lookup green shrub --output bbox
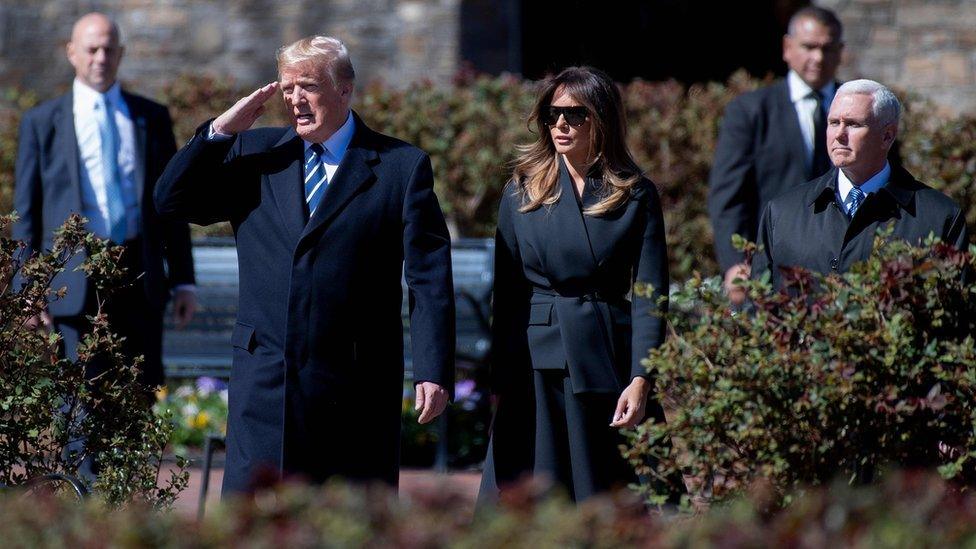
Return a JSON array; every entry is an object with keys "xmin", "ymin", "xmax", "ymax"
[
  {"xmin": 627, "ymin": 235, "xmax": 976, "ymax": 506},
  {"xmin": 0, "ymin": 213, "xmax": 187, "ymax": 507}
]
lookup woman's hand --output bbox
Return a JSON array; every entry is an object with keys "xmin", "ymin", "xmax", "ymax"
[{"xmin": 610, "ymin": 376, "xmax": 650, "ymax": 429}]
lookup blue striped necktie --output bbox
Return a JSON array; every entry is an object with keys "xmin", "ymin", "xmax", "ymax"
[
  {"xmin": 95, "ymin": 94, "xmax": 127, "ymax": 243},
  {"xmin": 304, "ymin": 143, "xmax": 328, "ymax": 218},
  {"xmin": 848, "ymin": 186, "xmax": 865, "ymax": 218}
]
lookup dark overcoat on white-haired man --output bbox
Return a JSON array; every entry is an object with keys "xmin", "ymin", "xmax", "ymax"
[{"xmin": 155, "ymin": 36, "xmax": 455, "ymax": 493}]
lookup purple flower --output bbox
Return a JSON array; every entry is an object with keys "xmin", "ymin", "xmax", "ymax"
[
  {"xmin": 455, "ymin": 379, "xmax": 477, "ymax": 401},
  {"xmin": 196, "ymin": 376, "xmax": 227, "ymax": 395}
]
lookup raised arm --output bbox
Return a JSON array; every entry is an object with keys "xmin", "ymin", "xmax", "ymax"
[{"xmin": 154, "ymin": 83, "xmax": 278, "ymax": 225}]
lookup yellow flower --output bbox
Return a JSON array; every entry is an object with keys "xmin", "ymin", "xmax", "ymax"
[
  {"xmin": 192, "ymin": 411, "xmax": 211, "ymax": 430},
  {"xmin": 156, "ymin": 387, "xmax": 168, "ymax": 401}
]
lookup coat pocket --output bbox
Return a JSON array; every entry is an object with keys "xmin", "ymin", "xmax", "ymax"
[
  {"xmin": 528, "ymin": 302, "xmax": 553, "ymax": 326},
  {"xmin": 231, "ymin": 322, "xmax": 256, "ymax": 353}
]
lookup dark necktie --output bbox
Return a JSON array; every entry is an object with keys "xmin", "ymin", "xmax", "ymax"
[
  {"xmin": 810, "ymin": 90, "xmax": 830, "ymax": 178},
  {"xmin": 304, "ymin": 143, "xmax": 327, "ymax": 219},
  {"xmin": 848, "ymin": 186, "xmax": 865, "ymax": 218}
]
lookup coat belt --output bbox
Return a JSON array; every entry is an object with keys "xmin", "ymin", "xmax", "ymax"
[{"xmin": 529, "ymin": 288, "xmax": 624, "ymax": 393}]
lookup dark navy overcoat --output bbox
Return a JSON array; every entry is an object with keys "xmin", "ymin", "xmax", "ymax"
[{"xmin": 155, "ymin": 113, "xmax": 455, "ymax": 492}]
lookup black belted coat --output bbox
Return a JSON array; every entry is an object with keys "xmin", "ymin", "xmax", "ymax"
[{"xmin": 482, "ymin": 159, "xmax": 669, "ymax": 491}]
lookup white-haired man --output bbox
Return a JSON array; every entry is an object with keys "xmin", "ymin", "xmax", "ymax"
[
  {"xmin": 155, "ymin": 36, "xmax": 455, "ymax": 493},
  {"xmin": 751, "ymin": 79, "xmax": 968, "ymax": 284}
]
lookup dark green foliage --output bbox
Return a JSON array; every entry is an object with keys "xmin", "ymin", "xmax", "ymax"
[
  {"xmin": 0, "ymin": 214, "xmax": 187, "ymax": 507},
  {"xmin": 627, "ymin": 235, "xmax": 976, "ymax": 506}
]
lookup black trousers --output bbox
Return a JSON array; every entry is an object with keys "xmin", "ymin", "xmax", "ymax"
[
  {"xmin": 53, "ymin": 239, "xmax": 163, "ymax": 481},
  {"xmin": 54, "ymin": 238, "xmax": 165, "ymax": 389},
  {"xmin": 533, "ymin": 369, "xmax": 636, "ymax": 502}
]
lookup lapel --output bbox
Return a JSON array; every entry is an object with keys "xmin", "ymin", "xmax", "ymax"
[
  {"xmin": 774, "ymin": 79, "xmax": 811, "ymax": 177},
  {"xmin": 267, "ymin": 128, "xmax": 307, "ymax": 244},
  {"xmin": 549, "ymin": 158, "xmax": 599, "ymax": 271},
  {"xmin": 580, "ymin": 176, "xmax": 633, "ymax": 267},
  {"xmin": 53, "ymin": 94, "xmax": 83, "ymax": 208},
  {"xmin": 121, "ymin": 91, "xmax": 148, "ymax": 205},
  {"xmin": 299, "ymin": 113, "xmax": 379, "ymax": 243}
]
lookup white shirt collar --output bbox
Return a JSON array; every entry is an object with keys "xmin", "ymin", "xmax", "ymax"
[
  {"xmin": 837, "ymin": 161, "xmax": 891, "ymax": 204},
  {"xmin": 303, "ymin": 110, "xmax": 355, "ymax": 160},
  {"xmin": 787, "ymin": 70, "xmax": 836, "ymax": 104},
  {"xmin": 73, "ymin": 79, "xmax": 124, "ymax": 109}
]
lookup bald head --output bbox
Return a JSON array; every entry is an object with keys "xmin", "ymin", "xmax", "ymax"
[{"xmin": 67, "ymin": 12, "xmax": 124, "ymax": 92}]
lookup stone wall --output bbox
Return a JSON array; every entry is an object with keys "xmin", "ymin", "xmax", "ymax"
[
  {"xmin": 2, "ymin": 0, "xmax": 976, "ymax": 115},
  {"xmin": 0, "ymin": 0, "xmax": 460, "ymax": 102},
  {"xmin": 823, "ymin": 0, "xmax": 976, "ymax": 115}
]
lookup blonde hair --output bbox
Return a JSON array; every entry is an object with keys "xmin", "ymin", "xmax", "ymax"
[
  {"xmin": 276, "ymin": 36, "xmax": 355, "ymax": 85},
  {"xmin": 513, "ymin": 66, "xmax": 642, "ymax": 216}
]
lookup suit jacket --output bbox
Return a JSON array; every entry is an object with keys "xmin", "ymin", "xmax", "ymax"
[
  {"xmin": 154, "ymin": 112, "xmax": 456, "ymax": 492},
  {"xmin": 490, "ymin": 160, "xmax": 669, "ymax": 395},
  {"xmin": 13, "ymin": 90, "xmax": 194, "ymax": 316},
  {"xmin": 752, "ymin": 165, "xmax": 969, "ymax": 285},
  {"xmin": 708, "ymin": 79, "xmax": 835, "ymax": 273}
]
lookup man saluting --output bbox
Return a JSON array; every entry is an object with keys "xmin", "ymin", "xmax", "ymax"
[{"xmin": 155, "ymin": 36, "xmax": 455, "ymax": 493}]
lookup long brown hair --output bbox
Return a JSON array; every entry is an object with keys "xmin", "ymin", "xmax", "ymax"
[{"xmin": 512, "ymin": 66, "xmax": 643, "ymax": 216}]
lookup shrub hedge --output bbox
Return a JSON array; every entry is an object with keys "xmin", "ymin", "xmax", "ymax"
[
  {"xmin": 1, "ymin": 470, "xmax": 974, "ymax": 547},
  {"xmin": 0, "ymin": 214, "xmax": 186, "ymax": 507},
  {"xmin": 628, "ymin": 236, "xmax": 976, "ymax": 506},
  {"xmin": 3, "ymin": 72, "xmax": 975, "ymax": 281}
]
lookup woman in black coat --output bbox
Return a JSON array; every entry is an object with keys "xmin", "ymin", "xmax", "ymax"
[{"xmin": 480, "ymin": 66, "xmax": 670, "ymax": 502}]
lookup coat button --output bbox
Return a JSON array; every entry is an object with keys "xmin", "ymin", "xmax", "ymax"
[{"xmin": 830, "ymin": 257, "xmax": 839, "ymax": 270}]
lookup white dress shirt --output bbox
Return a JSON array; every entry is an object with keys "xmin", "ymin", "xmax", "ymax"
[
  {"xmin": 73, "ymin": 79, "xmax": 140, "ymax": 241},
  {"xmin": 788, "ymin": 70, "xmax": 836, "ymax": 173},
  {"xmin": 837, "ymin": 162, "xmax": 891, "ymax": 215}
]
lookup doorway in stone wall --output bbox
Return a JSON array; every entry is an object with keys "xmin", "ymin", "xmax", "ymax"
[{"xmin": 461, "ymin": 0, "xmax": 810, "ymax": 84}]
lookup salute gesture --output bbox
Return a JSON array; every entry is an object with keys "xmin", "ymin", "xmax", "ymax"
[{"xmin": 212, "ymin": 81, "xmax": 279, "ymax": 135}]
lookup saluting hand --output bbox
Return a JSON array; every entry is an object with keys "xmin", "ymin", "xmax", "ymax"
[
  {"xmin": 611, "ymin": 376, "xmax": 650, "ymax": 429},
  {"xmin": 212, "ymin": 81, "xmax": 279, "ymax": 135}
]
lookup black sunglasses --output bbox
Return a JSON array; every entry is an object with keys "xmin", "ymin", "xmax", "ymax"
[{"xmin": 541, "ymin": 106, "xmax": 589, "ymax": 127}]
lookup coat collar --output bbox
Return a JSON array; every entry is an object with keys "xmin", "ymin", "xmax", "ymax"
[
  {"xmin": 120, "ymin": 89, "xmax": 149, "ymax": 202},
  {"xmin": 265, "ymin": 111, "xmax": 380, "ymax": 247},
  {"xmin": 807, "ymin": 164, "xmax": 918, "ymax": 211},
  {"xmin": 774, "ymin": 80, "xmax": 812, "ymax": 178},
  {"xmin": 54, "ymin": 93, "xmax": 82, "ymax": 206}
]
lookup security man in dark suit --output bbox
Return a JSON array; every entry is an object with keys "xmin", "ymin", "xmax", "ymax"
[
  {"xmin": 708, "ymin": 7, "xmax": 844, "ymax": 303},
  {"xmin": 14, "ymin": 12, "xmax": 196, "ymax": 389},
  {"xmin": 751, "ymin": 79, "xmax": 968, "ymax": 283},
  {"xmin": 155, "ymin": 35, "xmax": 455, "ymax": 493}
]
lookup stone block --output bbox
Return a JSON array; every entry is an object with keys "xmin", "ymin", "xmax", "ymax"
[
  {"xmin": 870, "ymin": 27, "xmax": 900, "ymax": 49},
  {"xmin": 903, "ymin": 54, "xmax": 943, "ymax": 86},
  {"xmin": 941, "ymin": 52, "xmax": 972, "ymax": 84}
]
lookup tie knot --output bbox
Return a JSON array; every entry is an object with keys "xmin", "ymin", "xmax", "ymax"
[
  {"xmin": 807, "ymin": 90, "xmax": 824, "ymax": 104},
  {"xmin": 310, "ymin": 143, "xmax": 324, "ymax": 155},
  {"xmin": 850, "ymin": 186, "xmax": 865, "ymax": 200}
]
